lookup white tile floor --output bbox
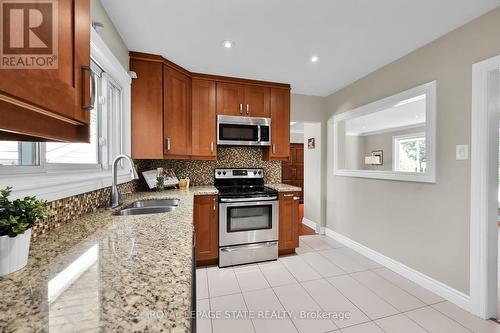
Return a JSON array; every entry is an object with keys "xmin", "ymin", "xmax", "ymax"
[{"xmin": 196, "ymin": 235, "xmax": 500, "ymax": 333}]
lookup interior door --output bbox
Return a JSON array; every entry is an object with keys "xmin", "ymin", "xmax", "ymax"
[
  {"xmin": 282, "ymin": 143, "xmax": 304, "ymax": 201},
  {"xmin": 216, "ymin": 82, "xmax": 245, "ymax": 116},
  {"xmin": 244, "ymin": 85, "xmax": 270, "ymax": 117}
]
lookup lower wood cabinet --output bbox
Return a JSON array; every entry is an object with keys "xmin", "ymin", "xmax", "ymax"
[
  {"xmin": 194, "ymin": 194, "xmax": 219, "ymax": 266},
  {"xmin": 278, "ymin": 191, "xmax": 300, "ymax": 254}
]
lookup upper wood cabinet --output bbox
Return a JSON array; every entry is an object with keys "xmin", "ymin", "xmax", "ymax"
[
  {"xmin": 263, "ymin": 88, "xmax": 291, "ymax": 160},
  {"xmin": 216, "ymin": 82, "xmax": 270, "ymax": 117},
  {"xmin": 0, "ymin": 0, "xmax": 91, "ymax": 142},
  {"xmin": 192, "ymin": 79, "xmax": 216, "ymax": 159},
  {"xmin": 164, "ymin": 66, "xmax": 191, "ymax": 158},
  {"xmin": 216, "ymin": 82, "xmax": 245, "ymax": 116},
  {"xmin": 130, "ymin": 52, "xmax": 290, "ymax": 160},
  {"xmin": 244, "ymin": 85, "xmax": 270, "ymax": 117},
  {"xmin": 194, "ymin": 194, "xmax": 219, "ymax": 266},
  {"xmin": 130, "ymin": 59, "xmax": 164, "ymax": 159},
  {"xmin": 278, "ymin": 191, "xmax": 300, "ymax": 254}
]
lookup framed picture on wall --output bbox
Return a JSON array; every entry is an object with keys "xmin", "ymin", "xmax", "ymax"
[
  {"xmin": 372, "ymin": 150, "xmax": 383, "ymax": 165},
  {"xmin": 308, "ymin": 138, "xmax": 315, "ymax": 149}
]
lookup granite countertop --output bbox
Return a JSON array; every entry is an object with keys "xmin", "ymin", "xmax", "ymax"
[
  {"xmin": 0, "ymin": 186, "xmax": 218, "ymax": 333},
  {"xmin": 266, "ymin": 183, "xmax": 302, "ymax": 192}
]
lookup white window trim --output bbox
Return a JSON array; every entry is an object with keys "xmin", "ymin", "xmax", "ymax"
[
  {"xmin": 0, "ymin": 27, "xmax": 133, "ymax": 201},
  {"xmin": 333, "ymin": 81, "xmax": 437, "ymax": 183},
  {"xmin": 392, "ymin": 132, "xmax": 426, "ymax": 172}
]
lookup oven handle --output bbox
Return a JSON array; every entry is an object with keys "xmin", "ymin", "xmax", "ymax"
[
  {"xmin": 220, "ymin": 241, "xmax": 278, "ymax": 252},
  {"xmin": 220, "ymin": 196, "xmax": 278, "ymax": 203}
]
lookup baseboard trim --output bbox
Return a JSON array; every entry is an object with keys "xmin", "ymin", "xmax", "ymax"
[
  {"xmin": 302, "ymin": 217, "xmax": 317, "ymax": 231},
  {"xmin": 324, "ymin": 228, "xmax": 471, "ymax": 312}
]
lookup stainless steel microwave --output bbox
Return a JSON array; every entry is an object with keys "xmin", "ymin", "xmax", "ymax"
[{"xmin": 217, "ymin": 115, "xmax": 271, "ymax": 146}]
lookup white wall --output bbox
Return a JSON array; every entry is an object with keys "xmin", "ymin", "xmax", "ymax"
[
  {"xmin": 290, "ymin": 131, "xmax": 304, "ymax": 143},
  {"xmin": 303, "ymin": 123, "xmax": 322, "ymax": 227}
]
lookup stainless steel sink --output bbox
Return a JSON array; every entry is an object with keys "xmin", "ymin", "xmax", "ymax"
[
  {"xmin": 113, "ymin": 198, "xmax": 179, "ymax": 216},
  {"xmin": 129, "ymin": 199, "xmax": 180, "ymax": 208}
]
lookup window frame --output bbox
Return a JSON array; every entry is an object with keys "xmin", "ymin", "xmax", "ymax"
[
  {"xmin": 333, "ymin": 81, "xmax": 437, "ymax": 183},
  {"xmin": 0, "ymin": 28, "xmax": 132, "ymax": 201},
  {"xmin": 392, "ymin": 132, "xmax": 426, "ymax": 173}
]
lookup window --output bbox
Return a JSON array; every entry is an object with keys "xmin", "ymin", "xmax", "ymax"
[
  {"xmin": 393, "ymin": 133, "xmax": 426, "ymax": 173},
  {"xmin": 0, "ymin": 60, "xmax": 123, "ymax": 171},
  {"xmin": 333, "ymin": 81, "xmax": 436, "ymax": 183}
]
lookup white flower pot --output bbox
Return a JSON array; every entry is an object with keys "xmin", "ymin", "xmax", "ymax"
[{"xmin": 0, "ymin": 229, "xmax": 31, "ymax": 276}]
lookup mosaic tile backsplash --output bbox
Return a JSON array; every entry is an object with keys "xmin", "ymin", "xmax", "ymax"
[
  {"xmin": 134, "ymin": 147, "xmax": 281, "ymax": 189},
  {"xmin": 33, "ymin": 181, "xmax": 138, "ymax": 237}
]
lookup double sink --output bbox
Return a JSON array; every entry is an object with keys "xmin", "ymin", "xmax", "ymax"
[{"xmin": 113, "ymin": 199, "xmax": 180, "ymax": 216}]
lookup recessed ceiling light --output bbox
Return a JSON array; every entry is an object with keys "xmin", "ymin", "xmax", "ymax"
[
  {"xmin": 310, "ymin": 55, "xmax": 319, "ymax": 63},
  {"xmin": 223, "ymin": 40, "xmax": 233, "ymax": 48}
]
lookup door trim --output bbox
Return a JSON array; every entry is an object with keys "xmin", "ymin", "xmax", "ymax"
[{"xmin": 470, "ymin": 54, "xmax": 500, "ymax": 319}]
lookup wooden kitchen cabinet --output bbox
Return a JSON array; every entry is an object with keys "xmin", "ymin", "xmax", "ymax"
[
  {"xmin": 278, "ymin": 191, "xmax": 300, "ymax": 254},
  {"xmin": 194, "ymin": 194, "xmax": 219, "ymax": 266},
  {"xmin": 216, "ymin": 82, "xmax": 270, "ymax": 117},
  {"xmin": 216, "ymin": 82, "xmax": 245, "ymax": 116},
  {"xmin": 130, "ymin": 59, "xmax": 164, "ymax": 159},
  {"xmin": 0, "ymin": 0, "xmax": 91, "ymax": 142},
  {"xmin": 263, "ymin": 88, "xmax": 291, "ymax": 160},
  {"xmin": 191, "ymin": 79, "xmax": 216, "ymax": 159},
  {"xmin": 164, "ymin": 66, "xmax": 192, "ymax": 158}
]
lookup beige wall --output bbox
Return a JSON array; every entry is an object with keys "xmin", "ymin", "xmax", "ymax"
[
  {"xmin": 326, "ymin": 7, "xmax": 500, "ymax": 294},
  {"xmin": 291, "ymin": 94, "xmax": 328, "ymax": 230},
  {"xmin": 91, "ymin": 0, "xmax": 129, "ymax": 70}
]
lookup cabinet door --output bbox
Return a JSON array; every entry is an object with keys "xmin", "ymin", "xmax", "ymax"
[
  {"xmin": 164, "ymin": 66, "xmax": 191, "ymax": 158},
  {"xmin": 264, "ymin": 88, "xmax": 290, "ymax": 160},
  {"xmin": 131, "ymin": 59, "xmax": 164, "ymax": 159},
  {"xmin": 244, "ymin": 85, "xmax": 270, "ymax": 117},
  {"xmin": 216, "ymin": 82, "xmax": 245, "ymax": 116},
  {"xmin": 194, "ymin": 195, "xmax": 219, "ymax": 265},
  {"xmin": 191, "ymin": 79, "xmax": 216, "ymax": 159},
  {"xmin": 278, "ymin": 192, "xmax": 300, "ymax": 253},
  {"xmin": 0, "ymin": 0, "xmax": 91, "ymax": 139}
]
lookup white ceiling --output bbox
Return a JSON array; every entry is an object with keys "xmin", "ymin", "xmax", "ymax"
[
  {"xmin": 101, "ymin": 0, "xmax": 500, "ymax": 96},
  {"xmin": 346, "ymin": 97, "xmax": 426, "ymax": 136}
]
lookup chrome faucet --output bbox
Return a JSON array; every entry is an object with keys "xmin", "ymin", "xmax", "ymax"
[{"xmin": 109, "ymin": 154, "xmax": 139, "ymax": 208}]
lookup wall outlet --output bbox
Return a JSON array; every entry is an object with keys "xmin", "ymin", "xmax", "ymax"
[{"xmin": 456, "ymin": 145, "xmax": 469, "ymax": 160}]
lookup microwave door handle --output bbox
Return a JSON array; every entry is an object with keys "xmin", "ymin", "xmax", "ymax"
[{"xmin": 257, "ymin": 125, "xmax": 261, "ymax": 143}]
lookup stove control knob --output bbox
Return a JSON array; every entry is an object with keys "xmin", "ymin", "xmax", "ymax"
[
  {"xmin": 217, "ymin": 171, "xmax": 221, "ymax": 175},
  {"xmin": 258, "ymin": 170, "xmax": 262, "ymax": 175},
  {"xmin": 222, "ymin": 171, "xmax": 226, "ymax": 175},
  {"xmin": 253, "ymin": 170, "xmax": 257, "ymax": 175}
]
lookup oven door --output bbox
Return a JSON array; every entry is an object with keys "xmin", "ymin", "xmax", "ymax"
[{"xmin": 219, "ymin": 198, "xmax": 279, "ymax": 247}]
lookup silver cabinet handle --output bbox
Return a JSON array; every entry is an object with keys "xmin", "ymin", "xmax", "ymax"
[
  {"xmin": 210, "ymin": 141, "xmax": 214, "ymax": 153},
  {"xmin": 293, "ymin": 197, "xmax": 300, "ymax": 201},
  {"xmin": 81, "ymin": 66, "xmax": 96, "ymax": 110},
  {"xmin": 166, "ymin": 137, "xmax": 171, "ymax": 151},
  {"xmin": 239, "ymin": 103, "xmax": 243, "ymax": 114},
  {"xmin": 212, "ymin": 198, "xmax": 216, "ymax": 211},
  {"xmin": 284, "ymin": 193, "xmax": 294, "ymax": 197},
  {"xmin": 246, "ymin": 104, "xmax": 249, "ymax": 115},
  {"xmin": 272, "ymin": 144, "xmax": 276, "ymax": 154}
]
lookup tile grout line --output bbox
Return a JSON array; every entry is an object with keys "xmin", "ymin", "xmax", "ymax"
[
  {"xmin": 256, "ymin": 262, "xmax": 301, "ymax": 333},
  {"xmin": 429, "ymin": 303, "xmax": 476, "ymax": 333},
  {"xmin": 231, "ymin": 265, "xmax": 257, "ymax": 333}
]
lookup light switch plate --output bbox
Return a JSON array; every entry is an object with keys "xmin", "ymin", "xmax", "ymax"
[{"xmin": 456, "ymin": 145, "xmax": 469, "ymax": 160}]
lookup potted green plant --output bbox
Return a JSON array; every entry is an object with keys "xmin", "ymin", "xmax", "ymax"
[{"xmin": 0, "ymin": 187, "xmax": 50, "ymax": 276}]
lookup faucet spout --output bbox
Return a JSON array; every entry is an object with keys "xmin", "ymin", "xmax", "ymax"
[{"xmin": 109, "ymin": 154, "xmax": 139, "ymax": 208}]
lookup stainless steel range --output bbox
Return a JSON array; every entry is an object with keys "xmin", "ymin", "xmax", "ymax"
[{"xmin": 215, "ymin": 168, "xmax": 279, "ymax": 267}]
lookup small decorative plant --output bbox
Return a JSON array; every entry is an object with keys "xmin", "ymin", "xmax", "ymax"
[
  {"xmin": 0, "ymin": 186, "xmax": 50, "ymax": 238},
  {"xmin": 156, "ymin": 173, "xmax": 165, "ymax": 192}
]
